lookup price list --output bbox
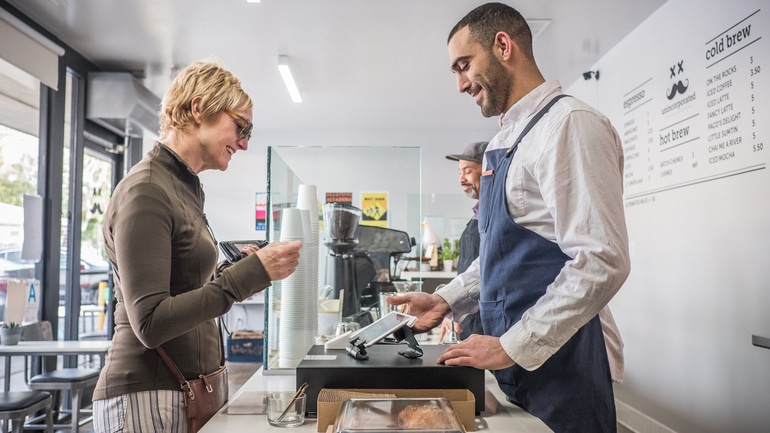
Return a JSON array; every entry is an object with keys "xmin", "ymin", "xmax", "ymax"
[
  {"xmin": 703, "ymin": 8, "xmax": 764, "ymax": 173},
  {"xmin": 619, "ymin": 78, "xmax": 655, "ymax": 192}
]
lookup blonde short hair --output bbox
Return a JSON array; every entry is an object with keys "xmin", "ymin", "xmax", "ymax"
[{"xmin": 158, "ymin": 58, "xmax": 253, "ymax": 141}]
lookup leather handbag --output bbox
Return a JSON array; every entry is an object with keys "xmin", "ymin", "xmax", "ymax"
[{"xmin": 157, "ymin": 321, "xmax": 228, "ymax": 433}]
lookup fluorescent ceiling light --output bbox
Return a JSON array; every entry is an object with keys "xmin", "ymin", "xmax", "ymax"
[{"xmin": 277, "ymin": 55, "xmax": 302, "ymax": 103}]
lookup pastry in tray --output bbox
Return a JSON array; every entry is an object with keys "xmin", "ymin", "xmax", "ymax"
[{"xmin": 396, "ymin": 404, "xmax": 453, "ymax": 429}]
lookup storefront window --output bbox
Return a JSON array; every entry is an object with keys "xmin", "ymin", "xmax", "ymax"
[{"xmin": 0, "ymin": 59, "xmax": 40, "ymax": 320}]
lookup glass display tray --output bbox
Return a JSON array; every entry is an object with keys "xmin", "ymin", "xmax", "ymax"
[{"xmin": 333, "ymin": 398, "xmax": 464, "ymax": 433}]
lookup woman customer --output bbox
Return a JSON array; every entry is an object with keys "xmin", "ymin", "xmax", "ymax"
[{"xmin": 92, "ymin": 59, "xmax": 301, "ymax": 432}]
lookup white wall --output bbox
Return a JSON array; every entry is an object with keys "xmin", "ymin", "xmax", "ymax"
[{"xmin": 568, "ymin": 1, "xmax": 770, "ymax": 431}]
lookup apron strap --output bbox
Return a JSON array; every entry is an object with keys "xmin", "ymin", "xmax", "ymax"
[{"xmin": 505, "ymin": 94, "xmax": 571, "ymax": 156}]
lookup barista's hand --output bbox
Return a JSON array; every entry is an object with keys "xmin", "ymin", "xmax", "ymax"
[
  {"xmin": 256, "ymin": 241, "xmax": 302, "ymax": 281},
  {"xmin": 436, "ymin": 334, "xmax": 516, "ymax": 370},
  {"xmin": 387, "ymin": 292, "xmax": 450, "ymax": 334}
]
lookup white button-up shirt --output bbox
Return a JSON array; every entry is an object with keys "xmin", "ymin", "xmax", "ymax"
[{"xmin": 436, "ymin": 80, "xmax": 630, "ymax": 381}]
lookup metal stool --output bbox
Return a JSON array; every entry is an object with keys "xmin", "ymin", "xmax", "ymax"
[
  {"xmin": 20, "ymin": 321, "xmax": 101, "ymax": 432},
  {"xmin": 0, "ymin": 391, "xmax": 54, "ymax": 433}
]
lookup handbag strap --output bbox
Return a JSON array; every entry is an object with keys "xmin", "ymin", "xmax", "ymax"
[{"xmin": 157, "ymin": 318, "xmax": 226, "ymax": 388}]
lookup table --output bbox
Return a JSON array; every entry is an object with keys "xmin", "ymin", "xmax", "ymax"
[
  {"xmin": 199, "ymin": 367, "xmax": 552, "ymax": 432},
  {"xmin": 0, "ymin": 340, "xmax": 112, "ymax": 391}
]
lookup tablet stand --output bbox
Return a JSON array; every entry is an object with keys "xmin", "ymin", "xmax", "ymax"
[{"xmin": 347, "ymin": 326, "xmax": 423, "ymax": 361}]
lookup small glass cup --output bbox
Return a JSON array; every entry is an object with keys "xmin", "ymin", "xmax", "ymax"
[
  {"xmin": 378, "ymin": 291, "xmax": 399, "ymax": 318},
  {"xmin": 334, "ymin": 321, "xmax": 361, "ymax": 336},
  {"xmin": 266, "ymin": 391, "xmax": 306, "ymax": 428}
]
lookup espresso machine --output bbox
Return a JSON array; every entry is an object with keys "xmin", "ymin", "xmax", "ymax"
[
  {"xmin": 354, "ymin": 225, "xmax": 414, "ymax": 317},
  {"xmin": 323, "ymin": 203, "xmax": 415, "ymax": 321}
]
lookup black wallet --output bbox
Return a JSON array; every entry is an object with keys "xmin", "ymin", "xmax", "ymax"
[{"xmin": 219, "ymin": 240, "xmax": 269, "ymax": 263}]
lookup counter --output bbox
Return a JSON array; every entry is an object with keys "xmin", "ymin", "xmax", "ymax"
[{"xmin": 199, "ymin": 367, "xmax": 551, "ymax": 432}]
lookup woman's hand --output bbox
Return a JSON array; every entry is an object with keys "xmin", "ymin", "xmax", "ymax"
[
  {"xmin": 256, "ymin": 241, "xmax": 302, "ymax": 281},
  {"xmin": 239, "ymin": 243, "xmax": 263, "ymax": 256}
]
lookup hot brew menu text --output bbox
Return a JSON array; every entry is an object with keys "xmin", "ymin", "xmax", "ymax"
[{"xmin": 619, "ymin": 8, "xmax": 765, "ymax": 206}]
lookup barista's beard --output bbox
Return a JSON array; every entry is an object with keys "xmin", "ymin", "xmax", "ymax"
[
  {"xmin": 479, "ymin": 54, "xmax": 512, "ymax": 117},
  {"xmin": 465, "ymin": 186, "xmax": 479, "ymax": 200}
]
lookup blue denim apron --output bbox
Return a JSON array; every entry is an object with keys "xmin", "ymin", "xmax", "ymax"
[
  {"xmin": 478, "ymin": 95, "xmax": 616, "ymax": 432},
  {"xmin": 458, "ymin": 218, "xmax": 483, "ymax": 339}
]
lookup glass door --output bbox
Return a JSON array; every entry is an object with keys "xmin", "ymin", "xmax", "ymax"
[
  {"xmin": 58, "ymin": 70, "xmax": 118, "ymax": 341},
  {"xmin": 76, "ymin": 149, "xmax": 113, "ymax": 336}
]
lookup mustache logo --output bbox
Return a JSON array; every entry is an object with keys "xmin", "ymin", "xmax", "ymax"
[{"xmin": 666, "ymin": 79, "xmax": 689, "ymax": 100}]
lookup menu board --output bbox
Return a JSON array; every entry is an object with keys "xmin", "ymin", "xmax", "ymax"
[{"xmin": 602, "ymin": 7, "xmax": 767, "ymax": 207}]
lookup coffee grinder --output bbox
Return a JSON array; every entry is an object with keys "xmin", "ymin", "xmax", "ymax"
[{"xmin": 323, "ymin": 203, "xmax": 363, "ymax": 318}]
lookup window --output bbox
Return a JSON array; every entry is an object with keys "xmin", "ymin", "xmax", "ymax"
[{"xmin": 0, "ymin": 58, "xmax": 40, "ymax": 320}]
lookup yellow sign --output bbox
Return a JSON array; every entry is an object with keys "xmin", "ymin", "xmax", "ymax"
[{"xmin": 361, "ymin": 192, "xmax": 388, "ymax": 228}]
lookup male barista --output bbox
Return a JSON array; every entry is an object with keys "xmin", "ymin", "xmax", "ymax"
[
  {"xmin": 444, "ymin": 141, "xmax": 488, "ymax": 339},
  {"xmin": 389, "ymin": 3, "xmax": 629, "ymax": 432}
]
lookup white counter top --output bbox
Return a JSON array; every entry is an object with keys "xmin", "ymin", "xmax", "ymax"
[{"xmin": 200, "ymin": 367, "xmax": 551, "ymax": 432}]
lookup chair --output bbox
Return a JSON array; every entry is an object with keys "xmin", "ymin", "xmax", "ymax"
[
  {"xmin": 20, "ymin": 321, "xmax": 100, "ymax": 433},
  {"xmin": 0, "ymin": 391, "xmax": 54, "ymax": 433}
]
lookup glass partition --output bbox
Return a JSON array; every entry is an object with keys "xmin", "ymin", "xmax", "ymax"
[{"xmin": 264, "ymin": 146, "xmax": 421, "ymax": 372}]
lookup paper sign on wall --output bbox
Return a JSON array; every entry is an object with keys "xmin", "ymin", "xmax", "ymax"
[
  {"xmin": 5, "ymin": 279, "xmax": 40, "ymax": 324},
  {"xmin": 361, "ymin": 192, "xmax": 388, "ymax": 228}
]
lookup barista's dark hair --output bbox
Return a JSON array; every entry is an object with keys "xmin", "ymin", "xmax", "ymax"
[{"xmin": 448, "ymin": 2, "xmax": 535, "ymax": 62}]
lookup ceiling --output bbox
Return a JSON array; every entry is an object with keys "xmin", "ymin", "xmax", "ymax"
[{"xmin": 5, "ymin": 0, "xmax": 667, "ymax": 134}]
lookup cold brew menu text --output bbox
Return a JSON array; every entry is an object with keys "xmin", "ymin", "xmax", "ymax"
[{"xmin": 620, "ymin": 8, "xmax": 765, "ymax": 205}]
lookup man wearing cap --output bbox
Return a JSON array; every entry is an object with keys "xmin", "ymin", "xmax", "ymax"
[{"xmin": 444, "ymin": 141, "xmax": 488, "ymax": 340}]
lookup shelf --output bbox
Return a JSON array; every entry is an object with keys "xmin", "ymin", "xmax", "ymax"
[{"xmin": 400, "ymin": 271, "xmax": 457, "ymax": 280}]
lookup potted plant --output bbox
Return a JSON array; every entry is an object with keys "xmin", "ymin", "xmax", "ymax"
[
  {"xmin": 0, "ymin": 321, "xmax": 22, "ymax": 345},
  {"xmin": 440, "ymin": 238, "xmax": 459, "ymax": 272}
]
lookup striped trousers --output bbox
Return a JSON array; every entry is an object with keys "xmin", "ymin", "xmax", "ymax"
[{"xmin": 93, "ymin": 390, "xmax": 188, "ymax": 433}]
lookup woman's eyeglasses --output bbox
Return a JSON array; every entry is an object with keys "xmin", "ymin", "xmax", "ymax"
[{"xmin": 225, "ymin": 109, "xmax": 253, "ymax": 141}]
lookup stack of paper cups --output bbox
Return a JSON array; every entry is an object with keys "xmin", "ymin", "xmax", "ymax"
[
  {"xmin": 296, "ymin": 185, "xmax": 320, "ymax": 337},
  {"xmin": 299, "ymin": 209, "xmax": 316, "ymax": 345},
  {"xmin": 278, "ymin": 208, "xmax": 312, "ymax": 368}
]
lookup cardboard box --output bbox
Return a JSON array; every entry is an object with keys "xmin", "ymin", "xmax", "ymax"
[
  {"xmin": 297, "ymin": 345, "xmax": 485, "ymax": 415},
  {"xmin": 226, "ymin": 330, "xmax": 263, "ymax": 362},
  {"xmin": 317, "ymin": 388, "xmax": 475, "ymax": 432}
]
